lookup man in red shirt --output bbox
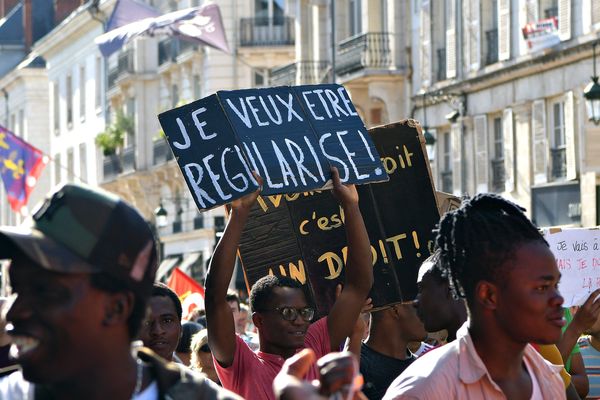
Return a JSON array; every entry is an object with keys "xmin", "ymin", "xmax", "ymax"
[{"xmin": 205, "ymin": 168, "xmax": 373, "ymax": 400}]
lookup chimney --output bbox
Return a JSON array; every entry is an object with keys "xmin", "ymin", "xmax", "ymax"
[{"xmin": 23, "ymin": 0, "xmax": 31, "ymax": 50}]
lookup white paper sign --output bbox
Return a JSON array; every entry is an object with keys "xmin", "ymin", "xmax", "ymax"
[{"xmin": 545, "ymin": 228, "xmax": 600, "ymax": 307}]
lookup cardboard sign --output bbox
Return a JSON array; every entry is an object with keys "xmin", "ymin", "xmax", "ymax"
[
  {"xmin": 238, "ymin": 121, "xmax": 440, "ymax": 315},
  {"xmin": 544, "ymin": 227, "xmax": 600, "ymax": 307},
  {"xmin": 158, "ymin": 84, "xmax": 387, "ymax": 211}
]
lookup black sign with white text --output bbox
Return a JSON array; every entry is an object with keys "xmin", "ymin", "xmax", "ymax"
[{"xmin": 158, "ymin": 84, "xmax": 387, "ymax": 211}]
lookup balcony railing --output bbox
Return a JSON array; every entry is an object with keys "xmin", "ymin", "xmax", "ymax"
[
  {"xmin": 153, "ymin": 138, "xmax": 174, "ymax": 165},
  {"xmin": 436, "ymin": 48, "xmax": 446, "ymax": 81},
  {"xmin": 335, "ymin": 32, "xmax": 392, "ymax": 76},
  {"xmin": 103, "ymin": 154, "xmax": 121, "ymax": 181},
  {"xmin": 491, "ymin": 158, "xmax": 505, "ymax": 192},
  {"xmin": 551, "ymin": 147, "xmax": 567, "ymax": 179},
  {"xmin": 240, "ymin": 17, "xmax": 295, "ymax": 47},
  {"xmin": 270, "ymin": 61, "xmax": 330, "ymax": 86},
  {"xmin": 122, "ymin": 146, "xmax": 135, "ymax": 173},
  {"xmin": 441, "ymin": 171, "xmax": 453, "ymax": 193},
  {"xmin": 108, "ymin": 48, "xmax": 135, "ymax": 89},
  {"xmin": 158, "ymin": 38, "xmax": 197, "ymax": 66},
  {"xmin": 485, "ymin": 29, "xmax": 498, "ymax": 65}
]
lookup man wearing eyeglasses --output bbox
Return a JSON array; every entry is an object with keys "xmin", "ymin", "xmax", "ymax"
[{"xmin": 204, "ymin": 168, "xmax": 374, "ymax": 400}]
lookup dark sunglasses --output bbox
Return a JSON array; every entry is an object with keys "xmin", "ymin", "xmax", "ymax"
[
  {"xmin": 268, "ymin": 307, "xmax": 315, "ymax": 322},
  {"xmin": 200, "ymin": 344, "xmax": 210, "ymax": 353}
]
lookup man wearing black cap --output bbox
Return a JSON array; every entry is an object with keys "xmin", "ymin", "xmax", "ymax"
[{"xmin": 0, "ymin": 183, "xmax": 240, "ymax": 400}]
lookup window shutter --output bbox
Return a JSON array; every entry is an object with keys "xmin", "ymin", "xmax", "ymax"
[
  {"xmin": 526, "ymin": 0, "xmax": 538, "ymax": 21},
  {"xmin": 451, "ymin": 122, "xmax": 462, "ymax": 196},
  {"xmin": 469, "ymin": 0, "xmax": 481, "ymax": 71},
  {"xmin": 532, "ymin": 99, "xmax": 548, "ymax": 184},
  {"xmin": 558, "ymin": 0, "xmax": 571, "ymax": 41},
  {"xmin": 564, "ymin": 91, "xmax": 576, "ymax": 181},
  {"xmin": 420, "ymin": 0, "xmax": 432, "ymax": 87},
  {"xmin": 498, "ymin": 0, "xmax": 510, "ymax": 61},
  {"xmin": 503, "ymin": 108, "xmax": 515, "ymax": 192},
  {"xmin": 593, "ymin": 0, "xmax": 600, "ymax": 26},
  {"xmin": 474, "ymin": 115, "xmax": 488, "ymax": 193},
  {"xmin": 446, "ymin": 0, "xmax": 457, "ymax": 78}
]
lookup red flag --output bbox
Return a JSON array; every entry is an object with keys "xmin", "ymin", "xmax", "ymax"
[
  {"xmin": 167, "ymin": 267, "xmax": 205, "ymax": 298},
  {"xmin": 167, "ymin": 268, "xmax": 205, "ymax": 320}
]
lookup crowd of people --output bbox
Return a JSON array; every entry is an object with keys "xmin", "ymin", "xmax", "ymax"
[{"xmin": 0, "ymin": 168, "xmax": 599, "ymax": 399}]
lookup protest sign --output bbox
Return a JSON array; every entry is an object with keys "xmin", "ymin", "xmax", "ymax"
[
  {"xmin": 238, "ymin": 120, "xmax": 440, "ymax": 315},
  {"xmin": 544, "ymin": 227, "xmax": 600, "ymax": 307},
  {"xmin": 158, "ymin": 84, "xmax": 387, "ymax": 211}
]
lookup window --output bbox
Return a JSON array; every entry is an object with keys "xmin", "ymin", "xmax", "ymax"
[
  {"xmin": 95, "ymin": 57, "xmax": 102, "ymax": 110},
  {"xmin": 540, "ymin": 0, "xmax": 558, "ymax": 18},
  {"xmin": 54, "ymin": 154, "xmax": 61, "ymax": 185},
  {"xmin": 484, "ymin": 0, "xmax": 499, "ymax": 65},
  {"xmin": 53, "ymin": 81, "xmax": 60, "ymax": 134},
  {"xmin": 79, "ymin": 65, "xmax": 86, "ymax": 121},
  {"xmin": 10, "ymin": 114, "xmax": 15, "ymax": 132},
  {"xmin": 79, "ymin": 143, "xmax": 87, "ymax": 183},
  {"xmin": 193, "ymin": 213, "xmax": 205, "ymax": 229},
  {"xmin": 255, "ymin": 0, "xmax": 284, "ymax": 24},
  {"xmin": 253, "ymin": 69, "xmax": 268, "ymax": 87},
  {"xmin": 551, "ymin": 101, "xmax": 566, "ymax": 179},
  {"xmin": 349, "ymin": 0, "xmax": 362, "ymax": 36},
  {"xmin": 66, "ymin": 74, "xmax": 73, "ymax": 127},
  {"xmin": 67, "ymin": 148, "xmax": 74, "ymax": 182},
  {"xmin": 125, "ymin": 98, "xmax": 136, "ymax": 148},
  {"xmin": 214, "ymin": 216, "xmax": 226, "ymax": 231},
  {"xmin": 193, "ymin": 74, "xmax": 201, "ymax": 99},
  {"xmin": 172, "ymin": 84, "xmax": 179, "ymax": 108},
  {"xmin": 440, "ymin": 132, "xmax": 452, "ymax": 193},
  {"xmin": 491, "ymin": 117, "xmax": 505, "ymax": 192},
  {"xmin": 18, "ymin": 109, "xmax": 24, "ymax": 137}
]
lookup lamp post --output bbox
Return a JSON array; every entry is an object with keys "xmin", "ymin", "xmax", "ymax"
[
  {"xmin": 154, "ymin": 202, "xmax": 168, "ymax": 228},
  {"xmin": 584, "ymin": 41, "xmax": 600, "ymax": 125},
  {"xmin": 421, "ymin": 93, "xmax": 436, "ymax": 161}
]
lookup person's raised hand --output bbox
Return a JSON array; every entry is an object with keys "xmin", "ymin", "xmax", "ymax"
[
  {"xmin": 572, "ymin": 288, "xmax": 600, "ymax": 333},
  {"xmin": 330, "ymin": 167, "xmax": 359, "ymax": 207},
  {"xmin": 230, "ymin": 172, "xmax": 263, "ymax": 212}
]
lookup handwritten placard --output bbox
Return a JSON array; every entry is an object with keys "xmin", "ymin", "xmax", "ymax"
[
  {"xmin": 157, "ymin": 84, "xmax": 388, "ymax": 211},
  {"xmin": 545, "ymin": 228, "xmax": 600, "ymax": 306},
  {"xmin": 238, "ymin": 121, "xmax": 440, "ymax": 315}
]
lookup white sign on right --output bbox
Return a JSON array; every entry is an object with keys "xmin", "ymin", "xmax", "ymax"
[{"xmin": 544, "ymin": 228, "xmax": 600, "ymax": 307}]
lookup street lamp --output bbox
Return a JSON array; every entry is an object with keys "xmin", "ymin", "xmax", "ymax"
[
  {"xmin": 421, "ymin": 92, "xmax": 436, "ymax": 161},
  {"xmin": 154, "ymin": 202, "xmax": 168, "ymax": 228},
  {"xmin": 584, "ymin": 41, "xmax": 600, "ymax": 125}
]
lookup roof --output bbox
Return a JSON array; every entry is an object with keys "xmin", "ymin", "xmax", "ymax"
[{"xmin": 0, "ymin": 3, "xmax": 24, "ymax": 45}]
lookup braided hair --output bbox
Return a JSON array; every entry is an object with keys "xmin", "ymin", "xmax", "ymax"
[{"xmin": 435, "ymin": 193, "xmax": 546, "ymax": 303}]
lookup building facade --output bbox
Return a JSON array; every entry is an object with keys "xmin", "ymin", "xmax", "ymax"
[{"xmin": 414, "ymin": 0, "xmax": 600, "ymax": 227}]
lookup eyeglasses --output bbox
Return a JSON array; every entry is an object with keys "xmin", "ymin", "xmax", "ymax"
[
  {"xmin": 199, "ymin": 344, "xmax": 210, "ymax": 353},
  {"xmin": 267, "ymin": 307, "xmax": 315, "ymax": 322}
]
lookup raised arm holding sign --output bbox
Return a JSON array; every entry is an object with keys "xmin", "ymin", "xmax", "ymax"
[{"xmin": 204, "ymin": 167, "xmax": 372, "ymax": 400}]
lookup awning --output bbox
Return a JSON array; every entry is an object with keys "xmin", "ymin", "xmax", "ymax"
[
  {"xmin": 156, "ymin": 256, "xmax": 180, "ymax": 281},
  {"xmin": 179, "ymin": 252, "xmax": 202, "ymax": 276}
]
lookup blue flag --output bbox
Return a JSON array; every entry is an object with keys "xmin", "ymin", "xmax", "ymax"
[{"xmin": 0, "ymin": 125, "xmax": 48, "ymax": 213}]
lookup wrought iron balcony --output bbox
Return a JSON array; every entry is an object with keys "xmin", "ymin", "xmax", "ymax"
[
  {"xmin": 153, "ymin": 138, "xmax": 174, "ymax": 165},
  {"xmin": 441, "ymin": 171, "xmax": 453, "ymax": 193},
  {"xmin": 551, "ymin": 147, "xmax": 567, "ymax": 179},
  {"xmin": 269, "ymin": 61, "xmax": 330, "ymax": 86},
  {"xmin": 436, "ymin": 48, "xmax": 446, "ymax": 81},
  {"xmin": 335, "ymin": 32, "xmax": 392, "ymax": 76},
  {"xmin": 103, "ymin": 154, "xmax": 121, "ymax": 181},
  {"xmin": 108, "ymin": 48, "xmax": 135, "ymax": 89},
  {"xmin": 485, "ymin": 29, "xmax": 498, "ymax": 65},
  {"xmin": 240, "ymin": 17, "xmax": 295, "ymax": 47},
  {"xmin": 158, "ymin": 38, "xmax": 197, "ymax": 66},
  {"xmin": 121, "ymin": 146, "xmax": 136, "ymax": 173},
  {"xmin": 491, "ymin": 158, "xmax": 505, "ymax": 192}
]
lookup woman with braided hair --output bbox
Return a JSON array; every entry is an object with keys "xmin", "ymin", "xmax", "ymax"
[{"xmin": 384, "ymin": 193, "xmax": 567, "ymax": 400}]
